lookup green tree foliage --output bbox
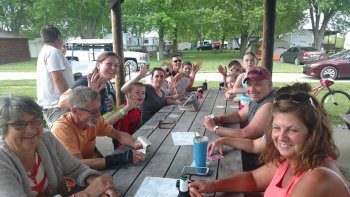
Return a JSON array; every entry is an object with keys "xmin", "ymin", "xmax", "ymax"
[
  {"xmin": 0, "ymin": 0, "xmax": 33, "ymax": 33},
  {"xmin": 308, "ymin": 0, "xmax": 350, "ymax": 50},
  {"xmin": 7, "ymin": 0, "xmax": 111, "ymax": 39}
]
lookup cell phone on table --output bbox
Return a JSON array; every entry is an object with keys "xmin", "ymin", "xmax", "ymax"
[{"xmin": 181, "ymin": 166, "xmax": 210, "ymax": 176}]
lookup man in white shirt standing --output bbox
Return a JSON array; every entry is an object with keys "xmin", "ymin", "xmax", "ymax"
[{"xmin": 36, "ymin": 25, "xmax": 75, "ymax": 129}]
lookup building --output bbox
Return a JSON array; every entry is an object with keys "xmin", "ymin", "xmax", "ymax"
[{"xmin": 0, "ymin": 31, "xmax": 30, "ymax": 65}]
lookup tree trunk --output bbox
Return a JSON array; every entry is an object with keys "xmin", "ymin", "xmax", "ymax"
[
  {"xmin": 240, "ymin": 31, "xmax": 249, "ymax": 57},
  {"xmin": 309, "ymin": 5, "xmax": 335, "ymax": 50},
  {"xmin": 158, "ymin": 25, "xmax": 165, "ymax": 59},
  {"xmin": 221, "ymin": 35, "xmax": 225, "ymax": 51},
  {"xmin": 172, "ymin": 27, "xmax": 178, "ymax": 53}
]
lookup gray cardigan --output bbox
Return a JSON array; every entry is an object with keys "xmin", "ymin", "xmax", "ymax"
[{"xmin": 0, "ymin": 130, "xmax": 102, "ymax": 196}]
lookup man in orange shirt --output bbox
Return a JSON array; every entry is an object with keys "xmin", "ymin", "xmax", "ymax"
[{"xmin": 52, "ymin": 86, "xmax": 145, "ymax": 170}]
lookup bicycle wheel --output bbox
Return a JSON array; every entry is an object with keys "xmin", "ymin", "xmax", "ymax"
[{"xmin": 321, "ymin": 90, "xmax": 350, "ymax": 117}]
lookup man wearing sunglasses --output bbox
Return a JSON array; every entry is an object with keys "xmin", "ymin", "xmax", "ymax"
[
  {"xmin": 203, "ymin": 67, "xmax": 274, "ymax": 170},
  {"xmin": 52, "ymin": 86, "xmax": 146, "ymax": 172},
  {"xmin": 171, "ymin": 54, "xmax": 182, "ymax": 76}
]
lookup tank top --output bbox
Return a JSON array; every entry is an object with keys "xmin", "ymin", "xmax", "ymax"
[{"xmin": 264, "ymin": 159, "xmax": 350, "ymax": 196}]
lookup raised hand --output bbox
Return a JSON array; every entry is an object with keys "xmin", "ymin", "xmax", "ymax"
[
  {"xmin": 218, "ymin": 65, "xmax": 227, "ymax": 76},
  {"xmin": 167, "ymin": 76, "xmax": 178, "ymax": 92},
  {"xmin": 88, "ymin": 72, "xmax": 106, "ymax": 92},
  {"xmin": 125, "ymin": 96, "xmax": 139, "ymax": 110},
  {"xmin": 138, "ymin": 64, "xmax": 149, "ymax": 79},
  {"xmin": 174, "ymin": 73, "xmax": 183, "ymax": 82},
  {"xmin": 192, "ymin": 61, "xmax": 203, "ymax": 74}
]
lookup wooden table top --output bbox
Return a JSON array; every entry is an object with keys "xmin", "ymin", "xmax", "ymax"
[{"xmin": 108, "ymin": 88, "xmax": 243, "ymax": 197}]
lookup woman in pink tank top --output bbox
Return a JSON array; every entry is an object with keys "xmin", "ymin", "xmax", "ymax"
[{"xmin": 189, "ymin": 92, "xmax": 349, "ymax": 197}]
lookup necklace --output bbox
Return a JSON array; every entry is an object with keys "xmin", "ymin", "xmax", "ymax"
[{"xmin": 26, "ymin": 152, "xmax": 37, "ymax": 177}]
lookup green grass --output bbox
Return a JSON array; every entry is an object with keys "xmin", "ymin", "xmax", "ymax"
[
  {"xmin": 0, "ymin": 80, "xmax": 36, "ymax": 98},
  {"xmin": 0, "ymin": 51, "xmax": 302, "ymax": 73},
  {"xmin": 0, "ymin": 58, "xmax": 37, "ymax": 72},
  {"xmin": 194, "ymin": 81, "xmax": 349, "ymax": 125},
  {"xmin": 150, "ymin": 50, "xmax": 302, "ymax": 73},
  {"xmin": 0, "ymin": 79, "xmax": 348, "ymax": 125}
]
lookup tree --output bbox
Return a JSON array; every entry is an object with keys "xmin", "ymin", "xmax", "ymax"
[
  {"xmin": 0, "ymin": 0, "xmax": 33, "ymax": 33},
  {"xmin": 307, "ymin": 0, "xmax": 350, "ymax": 50},
  {"xmin": 21, "ymin": 0, "xmax": 111, "ymax": 39}
]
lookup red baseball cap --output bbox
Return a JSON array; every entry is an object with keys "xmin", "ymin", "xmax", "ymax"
[{"xmin": 243, "ymin": 67, "xmax": 272, "ymax": 83}]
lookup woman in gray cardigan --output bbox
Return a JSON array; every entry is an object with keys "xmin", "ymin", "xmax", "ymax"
[{"xmin": 0, "ymin": 95, "xmax": 119, "ymax": 196}]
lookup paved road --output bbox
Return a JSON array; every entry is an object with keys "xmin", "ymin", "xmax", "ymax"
[{"xmin": 1, "ymin": 72, "xmax": 350, "ymax": 83}]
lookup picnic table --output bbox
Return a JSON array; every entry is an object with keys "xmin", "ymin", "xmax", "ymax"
[{"xmin": 107, "ymin": 88, "xmax": 243, "ymax": 197}]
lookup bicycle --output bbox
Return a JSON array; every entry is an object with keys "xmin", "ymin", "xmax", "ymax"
[{"xmin": 313, "ymin": 78, "xmax": 350, "ymax": 118}]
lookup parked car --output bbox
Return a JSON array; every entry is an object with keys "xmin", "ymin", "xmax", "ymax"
[
  {"xmin": 303, "ymin": 49, "xmax": 350, "ymax": 79},
  {"xmin": 280, "ymin": 46, "xmax": 324, "ymax": 65},
  {"xmin": 197, "ymin": 43, "xmax": 220, "ymax": 51}
]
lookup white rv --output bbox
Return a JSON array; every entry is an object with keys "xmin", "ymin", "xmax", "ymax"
[{"xmin": 282, "ymin": 30, "xmax": 314, "ymax": 47}]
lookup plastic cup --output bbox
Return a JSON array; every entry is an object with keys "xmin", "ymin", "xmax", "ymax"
[{"xmin": 193, "ymin": 136, "xmax": 208, "ymax": 167}]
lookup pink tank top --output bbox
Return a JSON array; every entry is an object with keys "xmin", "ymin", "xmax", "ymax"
[
  {"xmin": 264, "ymin": 161, "xmax": 304, "ymax": 197},
  {"xmin": 264, "ymin": 159, "xmax": 349, "ymax": 197}
]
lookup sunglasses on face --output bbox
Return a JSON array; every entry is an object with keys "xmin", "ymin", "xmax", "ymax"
[
  {"xmin": 164, "ymin": 68, "xmax": 171, "ymax": 73},
  {"xmin": 7, "ymin": 117, "xmax": 44, "ymax": 131},
  {"xmin": 274, "ymin": 93, "xmax": 316, "ymax": 109},
  {"xmin": 173, "ymin": 59, "xmax": 181, "ymax": 63}
]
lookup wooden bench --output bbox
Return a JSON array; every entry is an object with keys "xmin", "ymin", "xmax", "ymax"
[{"xmin": 340, "ymin": 113, "xmax": 350, "ymax": 130}]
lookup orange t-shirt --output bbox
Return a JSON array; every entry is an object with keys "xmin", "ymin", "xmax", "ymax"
[{"xmin": 52, "ymin": 113, "xmax": 113, "ymax": 159}]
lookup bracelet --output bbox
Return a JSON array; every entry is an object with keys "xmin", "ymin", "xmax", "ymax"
[
  {"xmin": 219, "ymin": 116, "xmax": 224, "ymax": 125},
  {"xmin": 119, "ymin": 108, "xmax": 126, "ymax": 116}
]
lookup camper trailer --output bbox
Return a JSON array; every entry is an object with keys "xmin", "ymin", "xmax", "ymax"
[{"xmin": 282, "ymin": 30, "xmax": 314, "ymax": 48}]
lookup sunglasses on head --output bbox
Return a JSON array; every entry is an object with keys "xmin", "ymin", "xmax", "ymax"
[
  {"xmin": 274, "ymin": 92, "xmax": 316, "ymax": 109},
  {"xmin": 173, "ymin": 59, "xmax": 181, "ymax": 63}
]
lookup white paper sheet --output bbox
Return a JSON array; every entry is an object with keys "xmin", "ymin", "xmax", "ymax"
[
  {"xmin": 171, "ymin": 132, "xmax": 200, "ymax": 146},
  {"xmin": 136, "ymin": 136, "xmax": 152, "ymax": 154},
  {"xmin": 135, "ymin": 176, "xmax": 178, "ymax": 197},
  {"xmin": 168, "ymin": 113, "xmax": 180, "ymax": 118}
]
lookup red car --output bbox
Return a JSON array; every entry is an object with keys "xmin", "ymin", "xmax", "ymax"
[{"xmin": 303, "ymin": 49, "xmax": 350, "ymax": 79}]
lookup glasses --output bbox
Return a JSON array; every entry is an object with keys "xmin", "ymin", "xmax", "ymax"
[
  {"xmin": 164, "ymin": 68, "xmax": 171, "ymax": 73},
  {"xmin": 77, "ymin": 107, "xmax": 101, "ymax": 116},
  {"xmin": 274, "ymin": 93, "xmax": 316, "ymax": 109},
  {"xmin": 7, "ymin": 117, "xmax": 44, "ymax": 130},
  {"xmin": 173, "ymin": 59, "xmax": 181, "ymax": 63}
]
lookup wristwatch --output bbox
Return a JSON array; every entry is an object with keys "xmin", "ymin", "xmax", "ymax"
[{"xmin": 213, "ymin": 125, "xmax": 219, "ymax": 134}]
